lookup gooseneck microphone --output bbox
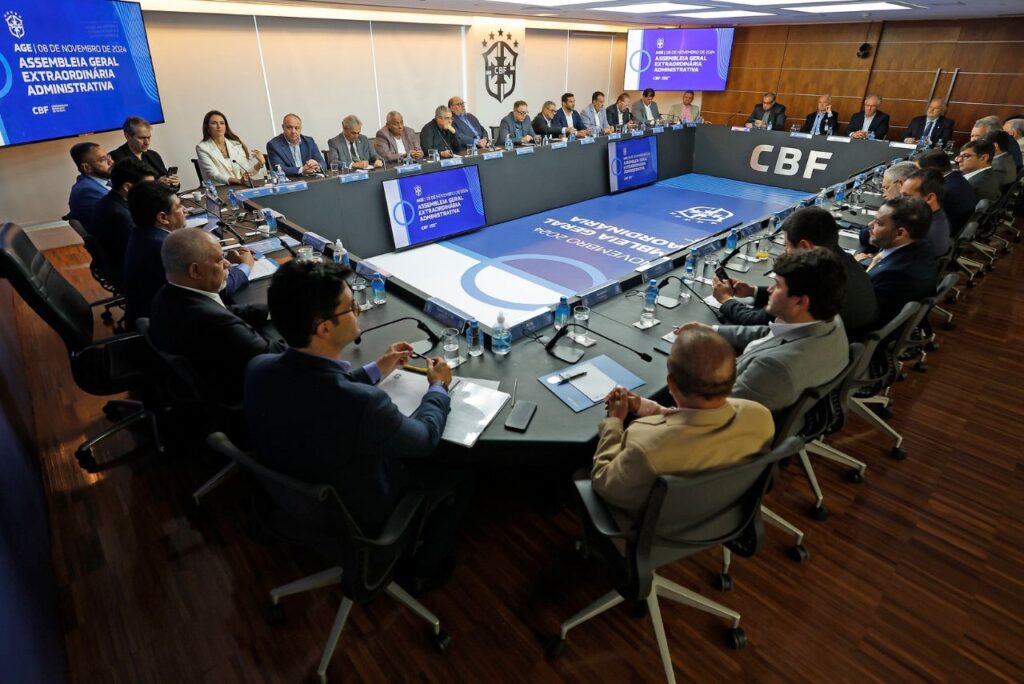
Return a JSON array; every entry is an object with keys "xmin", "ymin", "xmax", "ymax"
[
  {"xmin": 719, "ymin": 220, "xmax": 785, "ymax": 269},
  {"xmin": 659, "ymin": 275, "xmax": 723, "ymax": 323},
  {"xmin": 216, "ymin": 220, "xmax": 247, "ymax": 245},
  {"xmin": 353, "ymin": 316, "xmax": 441, "ymax": 348},
  {"xmin": 544, "ymin": 323, "xmax": 652, "ymax": 362}
]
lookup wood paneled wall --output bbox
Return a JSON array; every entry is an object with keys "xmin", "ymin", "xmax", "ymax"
[{"xmin": 700, "ymin": 18, "xmax": 1024, "ymax": 143}]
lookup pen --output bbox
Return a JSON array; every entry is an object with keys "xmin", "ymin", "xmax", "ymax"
[
  {"xmin": 511, "ymin": 378, "xmax": 518, "ymax": 404},
  {"xmin": 558, "ymin": 369, "xmax": 588, "ymax": 384},
  {"xmin": 401, "ymin": 364, "xmax": 428, "ymax": 374}
]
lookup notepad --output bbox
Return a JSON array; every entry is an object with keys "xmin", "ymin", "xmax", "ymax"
[{"xmin": 247, "ymin": 257, "xmax": 279, "ymax": 281}]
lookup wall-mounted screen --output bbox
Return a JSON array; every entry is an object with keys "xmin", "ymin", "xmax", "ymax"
[{"xmin": 624, "ymin": 28, "xmax": 734, "ymax": 92}]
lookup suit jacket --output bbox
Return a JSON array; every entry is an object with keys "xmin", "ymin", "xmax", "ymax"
[
  {"xmin": 196, "ymin": 138, "xmax": 261, "ymax": 185},
  {"xmin": 266, "ymin": 134, "xmax": 326, "ymax": 176},
  {"xmin": 720, "ymin": 250, "xmax": 879, "ymax": 341},
  {"xmin": 966, "ymin": 167, "xmax": 1002, "ymax": 202},
  {"xmin": 90, "ymin": 191, "xmax": 134, "ymax": 287},
  {"xmin": 327, "ymin": 133, "xmax": 380, "ymax": 167},
  {"xmin": 606, "ymin": 104, "xmax": 633, "ymax": 128},
  {"xmin": 244, "ymin": 348, "xmax": 450, "ymax": 535},
  {"xmin": 631, "ymin": 101, "xmax": 661, "ymax": 124},
  {"xmin": 847, "ymin": 111, "xmax": 891, "ymax": 140},
  {"xmin": 123, "ymin": 226, "xmax": 247, "ymax": 326},
  {"xmin": 904, "ymin": 115, "xmax": 954, "ymax": 143},
  {"xmin": 149, "ymin": 284, "xmax": 285, "ymax": 405},
  {"xmin": 552, "ymin": 108, "xmax": 586, "ymax": 133},
  {"xmin": 716, "ymin": 319, "xmax": 850, "ymax": 413},
  {"xmin": 991, "ymin": 153, "xmax": 1017, "ymax": 190},
  {"xmin": 746, "ymin": 103, "xmax": 787, "ymax": 130},
  {"xmin": 942, "ymin": 170, "xmax": 977, "ymax": 234},
  {"xmin": 452, "ymin": 112, "xmax": 488, "ymax": 147},
  {"xmin": 591, "ymin": 398, "xmax": 774, "ymax": 516},
  {"xmin": 497, "ymin": 113, "xmax": 536, "ymax": 146},
  {"xmin": 419, "ymin": 119, "xmax": 466, "ymax": 155},
  {"xmin": 111, "ymin": 144, "xmax": 169, "ymax": 178},
  {"xmin": 867, "ymin": 239, "xmax": 937, "ymax": 327},
  {"xmin": 801, "ymin": 111, "xmax": 840, "ymax": 135},
  {"xmin": 532, "ymin": 113, "xmax": 561, "ymax": 139},
  {"xmin": 68, "ymin": 174, "xmax": 109, "ymax": 230},
  {"xmin": 373, "ymin": 125, "xmax": 422, "ymax": 163},
  {"xmin": 580, "ymin": 103, "xmax": 610, "ymax": 131}
]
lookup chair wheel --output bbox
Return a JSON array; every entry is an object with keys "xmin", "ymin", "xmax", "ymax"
[
  {"xmin": 878, "ymin": 406, "xmax": 894, "ymax": 420},
  {"xmin": 946, "ymin": 294, "xmax": 959, "ymax": 304},
  {"xmin": 942, "ymin": 320, "xmax": 955, "ymax": 331},
  {"xmin": 809, "ymin": 504, "xmax": 830, "ymax": 521},
  {"xmin": 265, "ymin": 602, "xmax": 286, "ymax": 626},
  {"xmin": 431, "ymin": 630, "xmax": 451, "ymax": 655},
  {"xmin": 75, "ymin": 448, "xmax": 99, "ymax": 473},
  {"xmin": 714, "ymin": 573, "xmax": 734, "ymax": 593},
  {"xmin": 966, "ymin": 280, "xmax": 976, "ymax": 288},
  {"xmin": 925, "ymin": 340, "xmax": 940, "ymax": 352},
  {"xmin": 890, "ymin": 446, "xmax": 907, "ymax": 461},
  {"xmin": 545, "ymin": 636, "xmax": 567, "ymax": 660},
  {"xmin": 727, "ymin": 627, "xmax": 748, "ymax": 650},
  {"xmin": 101, "ymin": 310, "xmax": 113, "ymax": 322},
  {"xmin": 787, "ymin": 544, "xmax": 810, "ymax": 563},
  {"xmin": 845, "ymin": 469, "xmax": 865, "ymax": 484}
]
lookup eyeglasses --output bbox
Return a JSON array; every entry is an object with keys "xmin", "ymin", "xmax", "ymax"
[
  {"xmin": 515, "ymin": 109, "xmax": 528, "ymax": 116},
  {"xmin": 957, "ymin": 153, "xmax": 977, "ymax": 160},
  {"xmin": 313, "ymin": 300, "xmax": 359, "ymax": 331},
  {"xmin": 451, "ymin": 101, "xmax": 465, "ymax": 107}
]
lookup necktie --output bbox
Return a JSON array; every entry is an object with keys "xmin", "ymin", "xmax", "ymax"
[
  {"xmin": 815, "ymin": 112, "xmax": 824, "ymax": 133},
  {"xmin": 866, "ymin": 252, "xmax": 884, "ymax": 272},
  {"xmin": 923, "ymin": 120, "xmax": 934, "ymax": 141},
  {"xmin": 349, "ymin": 141, "xmax": 358, "ymax": 162},
  {"xmin": 292, "ymin": 144, "xmax": 301, "ymax": 167}
]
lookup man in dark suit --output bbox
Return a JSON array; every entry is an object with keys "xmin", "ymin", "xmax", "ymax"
[
  {"xmin": 420, "ymin": 105, "xmax": 466, "ymax": 157},
  {"xmin": 982, "ymin": 130, "xmax": 1019, "ymax": 190},
  {"xmin": 532, "ymin": 101, "xmax": 562, "ymax": 139},
  {"xmin": 148, "ymin": 229, "xmax": 284, "ymax": 405},
  {"xmin": 553, "ymin": 92, "xmax": 588, "ymax": 136},
  {"xmin": 863, "ymin": 197, "xmax": 937, "ymax": 326},
  {"xmin": 606, "ymin": 93, "xmax": 635, "ymax": 129},
  {"xmin": 745, "ymin": 92, "xmax": 787, "ymax": 130},
  {"xmin": 448, "ymin": 96, "xmax": 489, "ymax": 151},
  {"xmin": 957, "ymin": 138, "xmax": 1002, "ymax": 202},
  {"xmin": 110, "ymin": 116, "xmax": 180, "ymax": 188},
  {"xmin": 68, "ymin": 142, "xmax": 113, "ymax": 232},
  {"xmin": 848, "ymin": 95, "xmax": 890, "ymax": 140},
  {"xmin": 917, "ymin": 149, "xmax": 976, "ymax": 235},
  {"xmin": 630, "ymin": 88, "xmax": 661, "ymax": 125},
  {"xmin": 123, "ymin": 182, "xmax": 252, "ymax": 326},
  {"xmin": 266, "ymin": 113, "xmax": 327, "ymax": 177},
  {"xmin": 91, "ymin": 158, "xmax": 155, "ymax": 289},
  {"xmin": 373, "ymin": 110, "xmax": 424, "ymax": 163},
  {"xmin": 497, "ymin": 101, "xmax": 537, "ymax": 146},
  {"xmin": 328, "ymin": 115, "xmax": 382, "ymax": 170},
  {"xmin": 244, "ymin": 260, "xmax": 470, "ymax": 591},
  {"xmin": 903, "ymin": 99, "xmax": 955, "ymax": 146},
  {"xmin": 901, "ymin": 170, "xmax": 952, "ymax": 258},
  {"xmin": 801, "ymin": 94, "xmax": 840, "ymax": 135},
  {"xmin": 712, "ymin": 207, "xmax": 878, "ymax": 340}
]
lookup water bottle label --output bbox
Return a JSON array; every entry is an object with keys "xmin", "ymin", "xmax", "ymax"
[
  {"xmin": 340, "ymin": 172, "xmax": 369, "ymax": 183},
  {"xmin": 397, "ymin": 164, "xmax": 422, "ymax": 174},
  {"xmin": 579, "ymin": 280, "xmax": 622, "ymax": 307}
]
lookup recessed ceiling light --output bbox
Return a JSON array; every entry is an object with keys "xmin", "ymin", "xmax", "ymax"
[
  {"xmin": 785, "ymin": 2, "xmax": 911, "ymax": 13},
  {"xmin": 670, "ymin": 9, "xmax": 773, "ymax": 17},
  {"xmin": 478, "ymin": 0, "xmax": 611, "ymax": 6},
  {"xmin": 589, "ymin": 3, "xmax": 710, "ymax": 12},
  {"xmin": 708, "ymin": 0, "xmax": 831, "ymax": 5}
]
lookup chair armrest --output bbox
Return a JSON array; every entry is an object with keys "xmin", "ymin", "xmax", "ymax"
[
  {"xmin": 85, "ymin": 330, "xmax": 142, "ymax": 350},
  {"xmin": 363, "ymin": 492, "xmax": 427, "ymax": 548},
  {"xmin": 574, "ymin": 479, "xmax": 636, "ymax": 541}
]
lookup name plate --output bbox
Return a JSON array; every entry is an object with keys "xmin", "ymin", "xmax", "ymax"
[
  {"xmin": 889, "ymin": 141, "xmax": 917, "ymax": 150},
  {"xmin": 340, "ymin": 172, "xmax": 369, "ymax": 184},
  {"xmin": 638, "ymin": 257, "xmax": 674, "ymax": 281},
  {"xmin": 482, "ymin": 151, "xmax": 504, "ymax": 160},
  {"xmin": 790, "ymin": 132, "xmax": 813, "ymax": 139},
  {"xmin": 631, "ymin": 130, "xmax": 645, "ymax": 136},
  {"xmin": 607, "ymin": 133, "xmax": 622, "ymax": 140},
  {"xmin": 235, "ymin": 186, "xmax": 274, "ymax": 199},
  {"xmin": 516, "ymin": 146, "xmax": 535, "ymax": 155},
  {"xmin": 550, "ymin": 141, "xmax": 567, "ymax": 149},
  {"xmin": 652, "ymin": 126, "xmax": 665, "ymax": 133},
  {"xmin": 302, "ymin": 231, "xmax": 329, "ymax": 252},
  {"xmin": 731, "ymin": 126, "xmax": 751, "ymax": 132},
  {"xmin": 509, "ymin": 310, "xmax": 553, "ymax": 341},
  {"xmin": 424, "ymin": 297, "xmax": 470, "ymax": 329},
  {"xmin": 827, "ymin": 135, "xmax": 851, "ymax": 143},
  {"xmin": 440, "ymin": 157, "xmax": 463, "ymax": 167},
  {"xmin": 685, "ymin": 122, "xmax": 698, "ymax": 128},
  {"xmin": 671, "ymin": 123, "xmax": 684, "ymax": 130},
  {"xmin": 397, "ymin": 164, "xmax": 422, "ymax": 174},
  {"xmin": 579, "ymin": 280, "xmax": 623, "ymax": 307},
  {"xmin": 580, "ymin": 137, "xmax": 596, "ymax": 145}
]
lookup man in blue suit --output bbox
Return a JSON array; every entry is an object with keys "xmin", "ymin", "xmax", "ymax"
[
  {"xmin": 244, "ymin": 260, "xmax": 470, "ymax": 592},
  {"xmin": 266, "ymin": 113, "xmax": 326, "ymax": 177},
  {"xmin": 123, "ymin": 182, "xmax": 252, "ymax": 326},
  {"xmin": 917, "ymin": 149, "xmax": 977, "ymax": 235},
  {"xmin": 863, "ymin": 197, "xmax": 937, "ymax": 326},
  {"xmin": 903, "ymin": 99, "xmax": 955, "ymax": 146},
  {"xmin": 68, "ymin": 142, "xmax": 113, "ymax": 232},
  {"xmin": 553, "ymin": 92, "xmax": 588, "ymax": 136},
  {"xmin": 448, "ymin": 96, "xmax": 489, "ymax": 150}
]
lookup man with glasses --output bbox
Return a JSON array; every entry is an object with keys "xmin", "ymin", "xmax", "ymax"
[
  {"xmin": 532, "ymin": 101, "xmax": 562, "ymax": 139},
  {"xmin": 244, "ymin": 260, "xmax": 469, "ymax": 594},
  {"xmin": 744, "ymin": 91, "xmax": 787, "ymax": 130},
  {"xmin": 68, "ymin": 142, "xmax": 114, "ymax": 231},
  {"xmin": 497, "ymin": 100, "xmax": 536, "ymax": 147},
  {"xmin": 957, "ymin": 138, "xmax": 1001, "ymax": 202},
  {"xmin": 448, "ymin": 96, "xmax": 489, "ymax": 150},
  {"xmin": 855, "ymin": 161, "xmax": 918, "ymax": 257},
  {"xmin": 607, "ymin": 92, "xmax": 636, "ymax": 130},
  {"xmin": 420, "ymin": 105, "xmax": 466, "ymax": 158},
  {"xmin": 903, "ymin": 99, "xmax": 954, "ymax": 146}
]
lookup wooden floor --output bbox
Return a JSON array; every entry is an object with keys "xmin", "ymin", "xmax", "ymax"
[{"xmin": 17, "ymin": 237, "xmax": 1024, "ymax": 684}]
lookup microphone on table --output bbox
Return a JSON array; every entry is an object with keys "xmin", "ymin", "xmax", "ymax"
[
  {"xmin": 544, "ymin": 323, "xmax": 652, "ymax": 363},
  {"xmin": 216, "ymin": 220, "xmax": 247, "ymax": 245},
  {"xmin": 354, "ymin": 316, "xmax": 441, "ymax": 354},
  {"xmin": 659, "ymin": 275, "xmax": 723, "ymax": 323},
  {"xmin": 233, "ymin": 160, "xmax": 256, "ymax": 188},
  {"xmin": 719, "ymin": 220, "xmax": 785, "ymax": 270}
]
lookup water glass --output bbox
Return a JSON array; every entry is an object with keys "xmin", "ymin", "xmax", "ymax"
[
  {"xmin": 296, "ymin": 245, "xmax": 313, "ymax": 262},
  {"xmin": 428, "ymin": 149, "xmax": 440, "ymax": 163},
  {"xmin": 441, "ymin": 327, "xmax": 461, "ymax": 364},
  {"xmin": 329, "ymin": 161, "xmax": 340, "ymax": 177},
  {"xmin": 352, "ymin": 277, "xmax": 371, "ymax": 311},
  {"xmin": 572, "ymin": 306, "xmax": 590, "ymax": 344},
  {"xmin": 310, "ymin": 251, "xmax": 323, "ymax": 263},
  {"xmin": 704, "ymin": 256, "xmax": 719, "ymax": 281}
]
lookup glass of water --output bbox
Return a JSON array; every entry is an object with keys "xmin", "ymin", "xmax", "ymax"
[
  {"xmin": 352, "ymin": 277, "xmax": 371, "ymax": 311},
  {"xmin": 428, "ymin": 149, "xmax": 440, "ymax": 163},
  {"xmin": 572, "ymin": 306, "xmax": 590, "ymax": 344},
  {"xmin": 441, "ymin": 327, "xmax": 461, "ymax": 365},
  {"xmin": 296, "ymin": 245, "xmax": 313, "ymax": 262},
  {"xmin": 329, "ymin": 161, "xmax": 339, "ymax": 177}
]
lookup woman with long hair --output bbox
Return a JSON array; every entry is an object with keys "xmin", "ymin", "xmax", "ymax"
[{"xmin": 195, "ymin": 110, "xmax": 266, "ymax": 185}]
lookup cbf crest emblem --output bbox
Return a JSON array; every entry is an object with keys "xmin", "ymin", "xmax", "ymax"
[
  {"xmin": 481, "ymin": 29, "xmax": 518, "ymax": 103},
  {"xmin": 672, "ymin": 207, "xmax": 735, "ymax": 225},
  {"xmin": 656, "ymin": 37, "xmax": 665, "ymax": 49},
  {"xmin": 4, "ymin": 11, "xmax": 25, "ymax": 39}
]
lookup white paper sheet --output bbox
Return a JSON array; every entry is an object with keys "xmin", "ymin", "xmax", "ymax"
[{"xmin": 568, "ymin": 363, "xmax": 617, "ymax": 402}]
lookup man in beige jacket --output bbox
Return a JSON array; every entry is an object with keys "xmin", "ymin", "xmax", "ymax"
[{"xmin": 591, "ymin": 325, "xmax": 775, "ymax": 517}]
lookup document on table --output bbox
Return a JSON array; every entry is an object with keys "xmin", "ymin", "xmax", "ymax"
[{"xmin": 247, "ymin": 257, "xmax": 279, "ymax": 281}]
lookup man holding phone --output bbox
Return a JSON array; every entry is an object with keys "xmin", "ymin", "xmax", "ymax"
[
  {"xmin": 801, "ymin": 95, "xmax": 839, "ymax": 135},
  {"xmin": 111, "ymin": 116, "xmax": 180, "ymax": 189}
]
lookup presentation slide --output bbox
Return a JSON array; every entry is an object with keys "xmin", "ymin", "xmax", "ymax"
[
  {"xmin": 383, "ymin": 166, "xmax": 486, "ymax": 250},
  {"xmin": 0, "ymin": 0, "xmax": 162, "ymax": 147},
  {"xmin": 608, "ymin": 136, "xmax": 658, "ymax": 193},
  {"xmin": 624, "ymin": 28, "xmax": 734, "ymax": 92}
]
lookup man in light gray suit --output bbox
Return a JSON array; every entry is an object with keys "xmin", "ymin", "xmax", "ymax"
[
  {"xmin": 328, "ymin": 115, "xmax": 382, "ymax": 170},
  {"xmin": 580, "ymin": 91, "xmax": 614, "ymax": 135},
  {"xmin": 631, "ymin": 88, "xmax": 661, "ymax": 124},
  {"xmin": 714, "ymin": 248, "xmax": 850, "ymax": 413}
]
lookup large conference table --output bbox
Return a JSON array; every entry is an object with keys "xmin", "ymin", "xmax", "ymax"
[{"xmin": 226, "ymin": 125, "xmax": 901, "ymax": 467}]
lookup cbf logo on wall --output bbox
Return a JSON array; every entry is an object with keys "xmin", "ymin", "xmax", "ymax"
[
  {"xmin": 4, "ymin": 11, "xmax": 24, "ymax": 38},
  {"xmin": 481, "ymin": 28, "xmax": 518, "ymax": 103},
  {"xmin": 672, "ymin": 207, "xmax": 735, "ymax": 225}
]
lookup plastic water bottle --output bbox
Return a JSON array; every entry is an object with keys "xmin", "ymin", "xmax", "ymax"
[
  {"xmin": 835, "ymin": 183, "xmax": 846, "ymax": 205},
  {"xmin": 814, "ymin": 190, "xmax": 826, "ymax": 207},
  {"xmin": 263, "ymin": 208, "xmax": 277, "ymax": 231},
  {"xmin": 766, "ymin": 119, "xmax": 773, "ymax": 131},
  {"xmin": 505, "ymin": 136, "xmax": 514, "ymax": 152},
  {"xmin": 640, "ymin": 280, "xmax": 658, "ymax": 325},
  {"xmin": 683, "ymin": 248, "xmax": 697, "ymax": 287},
  {"xmin": 472, "ymin": 136, "xmax": 480, "ymax": 151},
  {"xmin": 466, "ymin": 319, "xmax": 483, "ymax": 357},
  {"xmin": 726, "ymin": 228, "xmax": 739, "ymax": 251},
  {"xmin": 569, "ymin": 130, "xmax": 576, "ymax": 142},
  {"xmin": 554, "ymin": 296, "xmax": 571, "ymax": 330},
  {"xmin": 274, "ymin": 164, "xmax": 286, "ymax": 183},
  {"xmin": 227, "ymin": 188, "xmax": 239, "ymax": 211},
  {"xmin": 491, "ymin": 311, "xmax": 511, "ymax": 356},
  {"xmin": 371, "ymin": 272, "xmax": 386, "ymax": 305},
  {"xmin": 333, "ymin": 239, "xmax": 350, "ymax": 268},
  {"xmin": 204, "ymin": 180, "xmax": 216, "ymax": 198},
  {"xmin": 868, "ymin": 131, "xmax": 876, "ymax": 141}
]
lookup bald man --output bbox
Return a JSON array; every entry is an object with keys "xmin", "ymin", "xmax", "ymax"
[
  {"xmin": 266, "ymin": 113, "xmax": 326, "ymax": 177},
  {"xmin": 591, "ymin": 325, "xmax": 774, "ymax": 517}
]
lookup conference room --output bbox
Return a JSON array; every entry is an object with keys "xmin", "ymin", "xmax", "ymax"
[{"xmin": 2, "ymin": 0, "xmax": 1023, "ymax": 682}]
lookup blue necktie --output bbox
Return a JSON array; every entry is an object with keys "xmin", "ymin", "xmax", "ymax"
[{"xmin": 923, "ymin": 120, "xmax": 934, "ymax": 141}]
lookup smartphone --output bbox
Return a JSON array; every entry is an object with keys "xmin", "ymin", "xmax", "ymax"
[
  {"xmin": 504, "ymin": 400, "xmax": 537, "ymax": 432},
  {"xmin": 167, "ymin": 166, "xmax": 178, "ymax": 175},
  {"xmin": 715, "ymin": 266, "xmax": 732, "ymax": 284}
]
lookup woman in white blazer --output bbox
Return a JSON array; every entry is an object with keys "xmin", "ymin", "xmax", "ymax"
[{"xmin": 195, "ymin": 110, "xmax": 266, "ymax": 185}]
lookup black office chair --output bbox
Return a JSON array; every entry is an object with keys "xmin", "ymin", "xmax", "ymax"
[
  {"xmin": 0, "ymin": 222, "xmax": 162, "ymax": 472},
  {"xmin": 205, "ymin": 432, "xmax": 451, "ymax": 684},
  {"xmin": 190, "ymin": 158, "xmax": 203, "ymax": 184},
  {"xmin": 489, "ymin": 125, "xmax": 500, "ymax": 141},
  {"xmin": 67, "ymin": 218, "xmax": 125, "ymax": 327},
  {"xmin": 546, "ymin": 437, "xmax": 804, "ymax": 684}
]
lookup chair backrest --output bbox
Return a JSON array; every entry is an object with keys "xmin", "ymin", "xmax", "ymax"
[
  {"xmin": 0, "ymin": 222, "xmax": 95, "ymax": 351},
  {"xmin": 772, "ymin": 341, "xmax": 864, "ymax": 446},
  {"xmin": 205, "ymin": 432, "xmax": 426, "ymax": 603},
  {"xmin": 191, "ymin": 158, "xmax": 203, "ymax": 184},
  {"xmin": 857, "ymin": 300, "xmax": 923, "ymax": 395},
  {"xmin": 136, "ymin": 317, "xmax": 220, "ymax": 406},
  {"xmin": 67, "ymin": 218, "xmax": 89, "ymax": 241}
]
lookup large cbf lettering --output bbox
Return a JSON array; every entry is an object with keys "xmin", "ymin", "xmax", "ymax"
[{"xmin": 750, "ymin": 144, "xmax": 832, "ymax": 179}]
